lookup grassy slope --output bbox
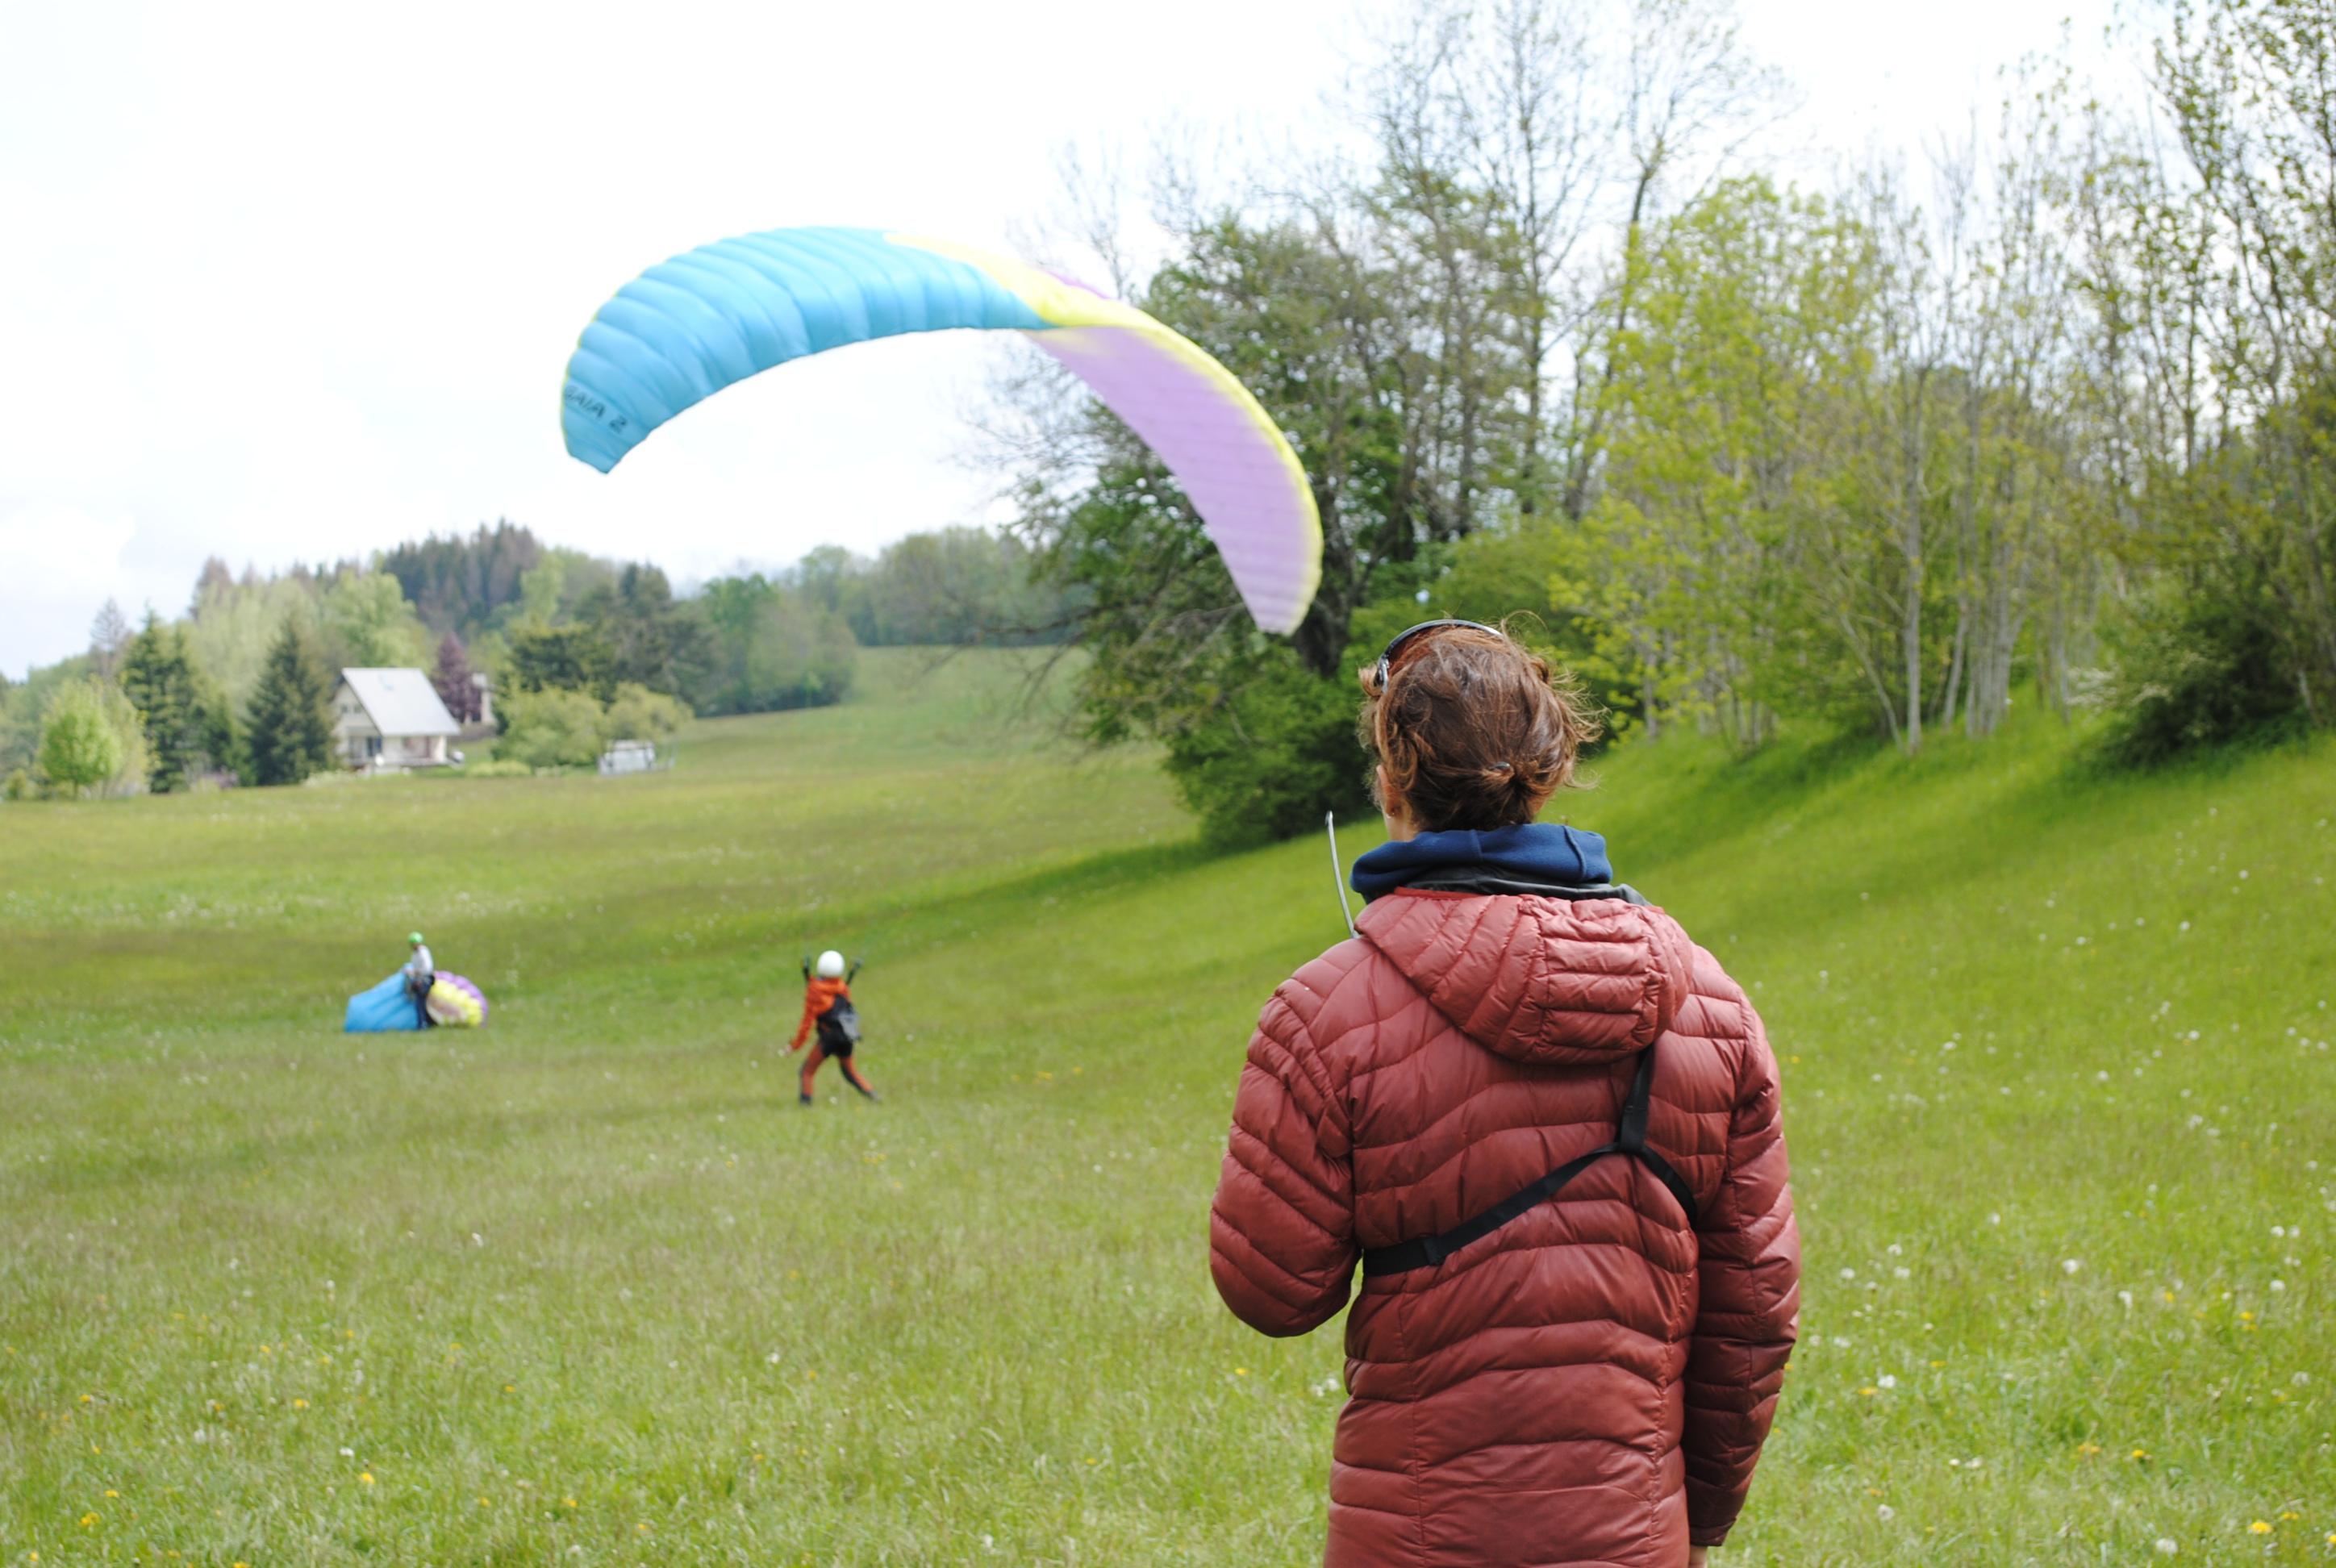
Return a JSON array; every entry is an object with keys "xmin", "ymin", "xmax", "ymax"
[{"xmin": 2, "ymin": 649, "xmax": 2330, "ymax": 1565}]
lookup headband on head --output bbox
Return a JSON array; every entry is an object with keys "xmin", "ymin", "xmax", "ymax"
[{"xmin": 1366, "ymin": 619, "xmax": 1504, "ymax": 695}]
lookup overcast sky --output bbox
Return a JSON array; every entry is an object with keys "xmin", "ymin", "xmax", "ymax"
[{"xmin": 0, "ymin": 0, "xmax": 2130, "ymax": 678}]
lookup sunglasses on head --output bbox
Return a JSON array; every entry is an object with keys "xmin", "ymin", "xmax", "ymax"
[{"xmin": 1366, "ymin": 619, "xmax": 1504, "ymax": 694}]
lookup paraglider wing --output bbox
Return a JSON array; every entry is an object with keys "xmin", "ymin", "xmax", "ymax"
[
  {"xmin": 426, "ymin": 974, "xmax": 487, "ymax": 1028},
  {"xmin": 559, "ymin": 227, "xmax": 1321, "ymax": 635},
  {"xmin": 343, "ymin": 973, "xmax": 488, "ymax": 1032},
  {"xmin": 344, "ymin": 974, "xmax": 421, "ymax": 1033}
]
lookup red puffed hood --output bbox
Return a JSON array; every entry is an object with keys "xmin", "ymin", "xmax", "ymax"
[{"xmin": 1354, "ymin": 888, "xmax": 1696, "ymax": 1066}]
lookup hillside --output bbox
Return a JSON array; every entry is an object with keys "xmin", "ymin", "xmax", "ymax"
[{"xmin": 2, "ymin": 648, "xmax": 2330, "ymax": 1563}]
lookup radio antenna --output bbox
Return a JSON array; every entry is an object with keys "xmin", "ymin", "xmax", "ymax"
[{"xmin": 1325, "ymin": 811, "xmax": 1358, "ymax": 938}]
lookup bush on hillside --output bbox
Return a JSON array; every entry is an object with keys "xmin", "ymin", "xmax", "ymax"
[
  {"xmin": 1162, "ymin": 645, "xmax": 1373, "ymax": 849},
  {"xmin": 2100, "ymin": 577, "xmax": 2306, "ymax": 765}
]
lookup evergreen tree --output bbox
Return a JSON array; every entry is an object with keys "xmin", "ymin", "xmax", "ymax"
[
  {"xmin": 190, "ymin": 557, "xmax": 236, "ymax": 616},
  {"xmin": 507, "ymin": 622, "xmax": 616, "ymax": 699},
  {"xmin": 381, "ymin": 520, "xmax": 544, "ymax": 636},
  {"xmin": 244, "ymin": 619, "xmax": 335, "ymax": 786},
  {"xmin": 119, "ymin": 611, "xmax": 203, "ymax": 791},
  {"xmin": 579, "ymin": 564, "xmax": 710, "ymax": 697},
  {"xmin": 431, "ymin": 632, "xmax": 476, "ymax": 723}
]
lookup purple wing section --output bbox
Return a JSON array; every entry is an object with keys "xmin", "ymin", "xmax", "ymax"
[
  {"xmin": 432, "ymin": 973, "xmax": 488, "ymax": 1028},
  {"xmin": 1027, "ymin": 326, "xmax": 1317, "ymax": 636}
]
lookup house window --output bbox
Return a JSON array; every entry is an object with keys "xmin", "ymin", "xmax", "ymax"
[{"xmin": 366, "ymin": 736, "xmax": 382, "ymax": 757}]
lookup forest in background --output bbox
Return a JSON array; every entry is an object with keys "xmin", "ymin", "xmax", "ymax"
[
  {"xmin": 993, "ymin": 0, "xmax": 2336, "ymax": 841},
  {"xmin": 0, "ymin": 520, "xmax": 1078, "ymax": 795}
]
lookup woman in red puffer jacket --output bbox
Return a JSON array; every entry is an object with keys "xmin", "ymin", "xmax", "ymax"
[{"xmin": 1209, "ymin": 621, "xmax": 1800, "ymax": 1568}]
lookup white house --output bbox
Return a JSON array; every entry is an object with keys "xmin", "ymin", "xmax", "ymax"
[{"xmin": 332, "ymin": 668, "xmax": 461, "ymax": 769}]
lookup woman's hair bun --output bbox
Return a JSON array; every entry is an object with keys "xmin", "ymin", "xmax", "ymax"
[{"xmin": 1358, "ymin": 623, "xmax": 1600, "ymax": 832}]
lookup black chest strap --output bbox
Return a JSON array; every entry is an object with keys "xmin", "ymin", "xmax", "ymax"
[{"xmin": 1359, "ymin": 1041, "xmax": 1700, "ymax": 1278}]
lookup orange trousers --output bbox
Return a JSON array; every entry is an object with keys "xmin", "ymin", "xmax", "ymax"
[{"xmin": 799, "ymin": 1045, "xmax": 874, "ymax": 1099}]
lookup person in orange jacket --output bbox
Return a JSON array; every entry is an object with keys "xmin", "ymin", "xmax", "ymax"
[{"xmin": 792, "ymin": 949, "xmax": 877, "ymax": 1106}]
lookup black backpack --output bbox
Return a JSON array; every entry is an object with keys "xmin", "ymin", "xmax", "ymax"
[{"xmin": 816, "ymin": 996, "xmax": 861, "ymax": 1048}]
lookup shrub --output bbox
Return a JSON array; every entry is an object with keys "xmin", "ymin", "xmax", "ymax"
[
  {"xmin": 2100, "ymin": 578, "xmax": 2306, "ymax": 766},
  {"xmin": 603, "ymin": 683, "xmax": 689, "ymax": 744},
  {"xmin": 498, "ymin": 686, "xmax": 607, "ymax": 769},
  {"xmin": 1162, "ymin": 647, "xmax": 1372, "ymax": 849}
]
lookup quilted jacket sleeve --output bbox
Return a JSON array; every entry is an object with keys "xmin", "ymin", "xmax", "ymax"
[
  {"xmin": 1208, "ymin": 982, "xmax": 1358, "ymax": 1337},
  {"xmin": 1682, "ymin": 1007, "xmax": 1801, "ymax": 1545}
]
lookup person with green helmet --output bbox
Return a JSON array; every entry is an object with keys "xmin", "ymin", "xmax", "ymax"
[{"xmin": 403, "ymin": 932, "xmax": 436, "ymax": 1028}]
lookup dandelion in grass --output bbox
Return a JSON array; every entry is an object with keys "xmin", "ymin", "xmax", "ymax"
[
  {"xmin": 2247, "ymin": 1520, "xmax": 2271, "ymax": 1534},
  {"xmin": 358, "ymin": 1472, "xmax": 374, "ymax": 1487}
]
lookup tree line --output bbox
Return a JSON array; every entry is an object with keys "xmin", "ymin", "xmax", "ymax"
[
  {"xmin": 2, "ymin": 522, "xmax": 1078, "ymax": 798},
  {"xmin": 994, "ymin": 0, "xmax": 2336, "ymax": 844}
]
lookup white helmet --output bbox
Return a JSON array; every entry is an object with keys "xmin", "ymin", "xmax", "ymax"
[{"xmin": 815, "ymin": 949, "xmax": 845, "ymax": 979}]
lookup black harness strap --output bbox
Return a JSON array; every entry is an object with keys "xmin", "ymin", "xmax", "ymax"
[{"xmin": 1360, "ymin": 1042, "xmax": 1699, "ymax": 1278}]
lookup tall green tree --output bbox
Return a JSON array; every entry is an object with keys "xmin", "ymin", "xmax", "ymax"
[
  {"xmin": 244, "ymin": 620, "xmax": 335, "ymax": 786},
  {"xmin": 579, "ymin": 564, "xmax": 710, "ymax": 697},
  {"xmin": 686, "ymin": 573, "xmax": 858, "ymax": 715},
  {"xmin": 319, "ymin": 569, "xmax": 430, "ymax": 670},
  {"xmin": 507, "ymin": 622, "xmax": 616, "ymax": 699},
  {"xmin": 37, "ymin": 679, "xmax": 125, "ymax": 799},
  {"xmin": 118, "ymin": 611, "xmax": 206, "ymax": 791}
]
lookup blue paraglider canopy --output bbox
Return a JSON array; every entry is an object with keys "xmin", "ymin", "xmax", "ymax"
[{"xmin": 345, "ymin": 974, "xmax": 420, "ymax": 1032}]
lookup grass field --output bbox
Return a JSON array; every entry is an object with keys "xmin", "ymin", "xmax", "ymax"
[{"xmin": 3, "ymin": 647, "xmax": 2333, "ymax": 1565}]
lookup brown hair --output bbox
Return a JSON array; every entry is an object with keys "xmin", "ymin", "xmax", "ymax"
[{"xmin": 1358, "ymin": 623, "xmax": 1601, "ymax": 832}]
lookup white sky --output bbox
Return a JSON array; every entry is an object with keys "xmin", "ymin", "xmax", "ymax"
[{"xmin": 0, "ymin": 0, "xmax": 2129, "ymax": 678}]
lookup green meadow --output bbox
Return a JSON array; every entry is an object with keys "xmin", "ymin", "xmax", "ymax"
[{"xmin": 2, "ymin": 648, "xmax": 2331, "ymax": 1565}]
